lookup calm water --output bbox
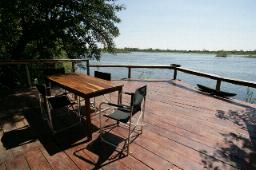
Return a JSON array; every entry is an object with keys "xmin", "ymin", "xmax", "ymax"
[{"xmin": 78, "ymin": 52, "xmax": 256, "ymax": 102}]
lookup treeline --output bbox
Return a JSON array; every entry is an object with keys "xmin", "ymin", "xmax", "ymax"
[{"xmin": 111, "ymin": 48, "xmax": 256, "ymax": 56}]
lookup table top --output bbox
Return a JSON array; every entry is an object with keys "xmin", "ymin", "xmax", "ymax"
[{"xmin": 47, "ymin": 73, "xmax": 123, "ymax": 98}]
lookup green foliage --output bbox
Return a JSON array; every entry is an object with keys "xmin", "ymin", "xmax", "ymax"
[
  {"xmin": 216, "ymin": 50, "xmax": 227, "ymax": 57},
  {"xmin": 112, "ymin": 48, "xmax": 256, "ymax": 57},
  {"xmin": 0, "ymin": 0, "xmax": 124, "ymax": 60}
]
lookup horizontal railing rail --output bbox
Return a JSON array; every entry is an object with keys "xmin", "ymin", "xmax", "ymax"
[
  {"xmin": 89, "ymin": 64, "xmax": 172, "ymax": 79},
  {"xmin": 89, "ymin": 64, "xmax": 171, "ymax": 69},
  {"xmin": 1, "ymin": 60, "xmax": 256, "ymax": 92},
  {"xmin": 89, "ymin": 64, "xmax": 256, "ymax": 91},
  {"xmin": 176, "ymin": 67, "xmax": 256, "ymax": 89},
  {"xmin": 0, "ymin": 59, "xmax": 89, "ymax": 65},
  {"xmin": 0, "ymin": 59, "xmax": 90, "ymax": 88}
]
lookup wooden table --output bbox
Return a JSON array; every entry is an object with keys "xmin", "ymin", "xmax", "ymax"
[{"xmin": 46, "ymin": 73, "xmax": 123, "ymax": 139}]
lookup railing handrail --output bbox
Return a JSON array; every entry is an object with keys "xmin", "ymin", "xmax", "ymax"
[
  {"xmin": 89, "ymin": 64, "xmax": 171, "ymax": 69},
  {"xmin": 0, "ymin": 59, "xmax": 90, "ymax": 88},
  {"xmin": 0, "ymin": 59, "xmax": 89, "ymax": 65},
  {"xmin": 1, "ymin": 60, "xmax": 256, "ymax": 90},
  {"xmin": 176, "ymin": 67, "xmax": 256, "ymax": 88},
  {"xmin": 90, "ymin": 64, "xmax": 256, "ymax": 89}
]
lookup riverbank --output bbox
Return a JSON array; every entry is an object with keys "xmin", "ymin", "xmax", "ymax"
[{"xmin": 109, "ymin": 48, "xmax": 256, "ymax": 57}]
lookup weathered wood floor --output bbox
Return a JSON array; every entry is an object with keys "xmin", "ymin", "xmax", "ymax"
[{"xmin": 0, "ymin": 79, "xmax": 256, "ymax": 170}]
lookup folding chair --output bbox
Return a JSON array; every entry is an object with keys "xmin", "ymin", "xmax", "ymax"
[
  {"xmin": 99, "ymin": 85, "xmax": 147, "ymax": 155},
  {"xmin": 36, "ymin": 84, "xmax": 81, "ymax": 133},
  {"xmin": 94, "ymin": 71, "xmax": 111, "ymax": 81},
  {"xmin": 93, "ymin": 71, "xmax": 112, "ymax": 108},
  {"xmin": 44, "ymin": 67, "xmax": 67, "ymax": 95}
]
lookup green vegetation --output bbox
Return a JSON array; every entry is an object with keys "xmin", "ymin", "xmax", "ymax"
[
  {"xmin": 0, "ymin": 0, "xmax": 123, "ymax": 88},
  {"xmin": 112, "ymin": 48, "xmax": 256, "ymax": 57},
  {"xmin": 216, "ymin": 51, "xmax": 227, "ymax": 57},
  {"xmin": 0, "ymin": 0, "xmax": 123, "ymax": 60}
]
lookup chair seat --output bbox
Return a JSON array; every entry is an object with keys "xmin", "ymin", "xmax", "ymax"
[
  {"xmin": 48, "ymin": 95, "xmax": 71, "ymax": 109},
  {"xmin": 110, "ymin": 104, "xmax": 141, "ymax": 114},
  {"xmin": 104, "ymin": 110, "xmax": 130, "ymax": 123},
  {"xmin": 118, "ymin": 106, "xmax": 141, "ymax": 114}
]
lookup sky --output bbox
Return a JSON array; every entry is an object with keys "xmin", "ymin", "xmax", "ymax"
[{"xmin": 114, "ymin": 0, "xmax": 256, "ymax": 51}]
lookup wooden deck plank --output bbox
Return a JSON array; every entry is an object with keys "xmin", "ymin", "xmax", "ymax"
[
  {"xmin": 148, "ymin": 93, "xmax": 249, "ymax": 134},
  {"xmin": 110, "ymin": 121, "xmax": 233, "ymax": 170},
  {"xmin": 0, "ymin": 132, "xmax": 13, "ymax": 165},
  {"xmin": 0, "ymin": 79, "xmax": 255, "ymax": 170},
  {"xmin": 104, "ymin": 93, "xmax": 248, "ymax": 168},
  {"xmin": 40, "ymin": 146, "xmax": 80, "ymax": 170},
  {"xmin": 64, "ymin": 128, "xmax": 150, "ymax": 170},
  {"xmin": 129, "ymin": 141, "xmax": 178, "ymax": 170},
  {"xmin": 97, "ymin": 80, "xmax": 254, "ymax": 169},
  {"xmin": 118, "ymin": 80, "xmax": 251, "ymax": 140},
  {"xmin": 121, "ymin": 80, "xmax": 250, "ymax": 132},
  {"xmin": 105, "ymin": 91, "xmax": 247, "ymax": 150},
  {"xmin": 90, "ymin": 112, "xmax": 182, "ymax": 170},
  {"xmin": 0, "ymin": 162, "xmax": 6, "ymax": 170},
  {"xmin": 5, "ymin": 155, "xmax": 30, "ymax": 170},
  {"xmin": 25, "ymin": 148, "xmax": 53, "ymax": 170},
  {"xmin": 111, "ymin": 80, "xmax": 251, "ymax": 169}
]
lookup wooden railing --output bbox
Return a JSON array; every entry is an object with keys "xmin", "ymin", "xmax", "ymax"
[
  {"xmin": 89, "ymin": 64, "xmax": 256, "ymax": 91},
  {"xmin": 0, "ymin": 59, "xmax": 90, "ymax": 88},
  {"xmin": 1, "ymin": 59, "xmax": 256, "ymax": 92}
]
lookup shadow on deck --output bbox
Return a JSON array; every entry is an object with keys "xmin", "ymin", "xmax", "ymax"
[{"xmin": 0, "ymin": 79, "xmax": 256, "ymax": 169}]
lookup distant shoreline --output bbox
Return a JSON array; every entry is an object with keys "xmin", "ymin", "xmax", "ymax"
[{"xmin": 107, "ymin": 48, "xmax": 256, "ymax": 57}]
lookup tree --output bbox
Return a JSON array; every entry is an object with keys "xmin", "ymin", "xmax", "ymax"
[{"xmin": 0, "ymin": 0, "xmax": 124, "ymax": 60}]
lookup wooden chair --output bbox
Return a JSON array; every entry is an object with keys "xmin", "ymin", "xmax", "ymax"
[{"xmin": 99, "ymin": 85, "xmax": 147, "ymax": 155}]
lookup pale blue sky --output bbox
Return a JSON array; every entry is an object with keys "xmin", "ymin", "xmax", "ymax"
[{"xmin": 114, "ymin": 0, "xmax": 256, "ymax": 50}]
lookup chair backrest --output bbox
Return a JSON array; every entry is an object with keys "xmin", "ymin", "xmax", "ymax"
[
  {"xmin": 36, "ymin": 84, "xmax": 48, "ymax": 115},
  {"xmin": 44, "ymin": 67, "xmax": 65, "ymax": 76},
  {"xmin": 131, "ymin": 85, "xmax": 147, "ymax": 113},
  {"xmin": 94, "ymin": 71, "xmax": 111, "ymax": 81},
  {"xmin": 36, "ymin": 84, "xmax": 70, "ymax": 109},
  {"xmin": 36, "ymin": 84, "xmax": 47, "ymax": 97}
]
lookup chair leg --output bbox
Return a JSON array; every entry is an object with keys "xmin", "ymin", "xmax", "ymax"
[
  {"xmin": 99, "ymin": 107, "xmax": 103, "ymax": 136},
  {"xmin": 141, "ymin": 98, "xmax": 146, "ymax": 133},
  {"xmin": 46, "ymin": 105, "xmax": 54, "ymax": 132},
  {"xmin": 126, "ymin": 120, "xmax": 132, "ymax": 155}
]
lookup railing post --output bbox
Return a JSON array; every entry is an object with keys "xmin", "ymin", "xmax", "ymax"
[
  {"xmin": 86, "ymin": 60, "xmax": 90, "ymax": 75},
  {"xmin": 216, "ymin": 79, "xmax": 221, "ymax": 92},
  {"xmin": 72, "ymin": 62, "xmax": 75, "ymax": 72},
  {"xmin": 128, "ymin": 67, "xmax": 131, "ymax": 78},
  {"xmin": 173, "ymin": 69, "xmax": 177, "ymax": 80},
  {"xmin": 171, "ymin": 64, "xmax": 181, "ymax": 80},
  {"xmin": 25, "ymin": 64, "xmax": 32, "ymax": 88}
]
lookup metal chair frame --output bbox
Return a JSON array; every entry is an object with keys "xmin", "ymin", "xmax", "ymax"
[
  {"xmin": 90, "ymin": 71, "xmax": 112, "ymax": 112},
  {"xmin": 36, "ymin": 84, "xmax": 81, "ymax": 133},
  {"xmin": 99, "ymin": 85, "xmax": 147, "ymax": 155}
]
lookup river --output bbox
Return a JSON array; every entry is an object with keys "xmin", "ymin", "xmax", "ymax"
[{"xmin": 78, "ymin": 52, "xmax": 256, "ymax": 102}]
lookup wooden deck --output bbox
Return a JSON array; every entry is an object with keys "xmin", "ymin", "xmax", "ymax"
[{"xmin": 0, "ymin": 79, "xmax": 256, "ymax": 170}]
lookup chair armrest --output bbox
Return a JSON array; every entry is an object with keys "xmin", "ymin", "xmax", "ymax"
[
  {"xmin": 123, "ymin": 92, "xmax": 134, "ymax": 96},
  {"xmin": 106, "ymin": 103, "xmax": 129, "ymax": 108},
  {"xmin": 46, "ymin": 95, "xmax": 57, "ymax": 99}
]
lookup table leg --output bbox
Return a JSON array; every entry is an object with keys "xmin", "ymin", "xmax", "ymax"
[
  {"xmin": 84, "ymin": 98, "xmax": 92, "ymax": 140},
  {"xmin": 118, "ymin": 88, "xmax": 123, "ymax": 104},
  {"xmin": 117, "ymin": 88, "xmax": 123, "ymax": 126}
]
